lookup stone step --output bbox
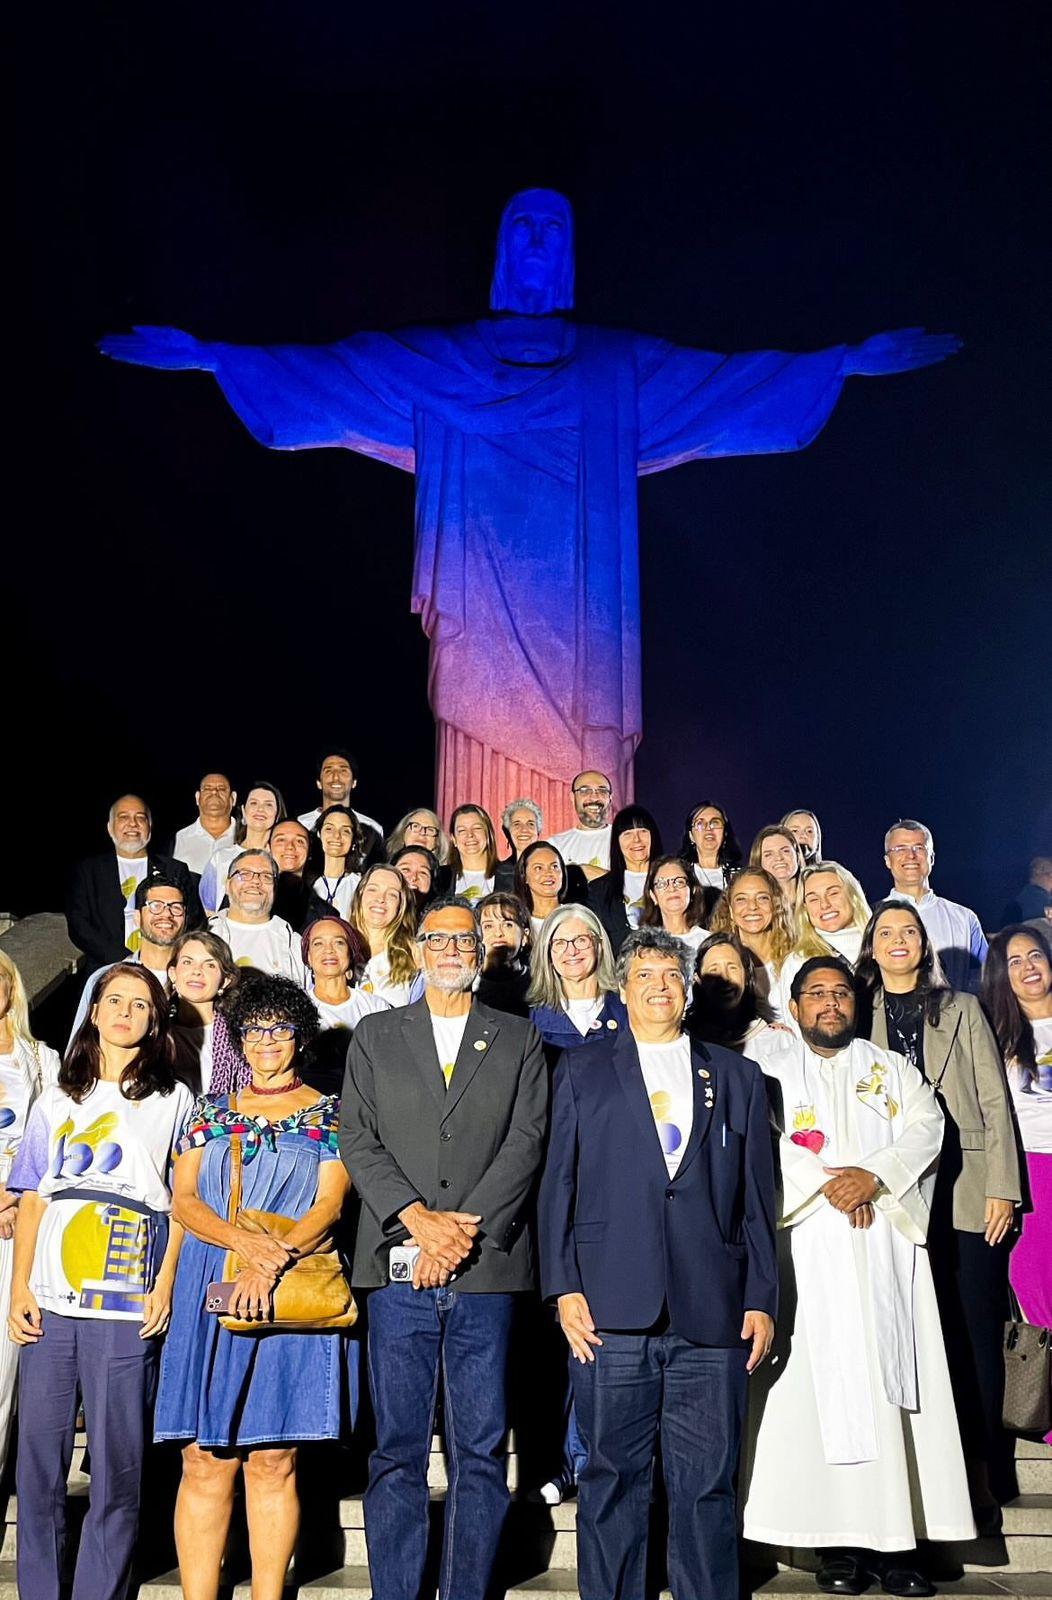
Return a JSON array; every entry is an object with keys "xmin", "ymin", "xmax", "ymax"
[
  {"xmin": 1018, "ymin": 1461, "xmax": 1052, "ymax": 1493},
  {"xmin": 129, "ymin": 1567, "xmax": 1052, "ymax": 1600}
]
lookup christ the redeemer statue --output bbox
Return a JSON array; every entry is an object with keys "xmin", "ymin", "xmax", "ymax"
[{"xmin": 100, "ymin": 189, "xmax": 958, "ymax": 832}]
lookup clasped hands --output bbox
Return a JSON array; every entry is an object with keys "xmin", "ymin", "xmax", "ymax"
[
  {"xmin": 398, "ymin": 1201, "xmax": 482, "ymax": 1291},
  {"xmin": 227, "ymin": 1228, "xmax": 298, "ymax": 1322},
  {"xmin": 822, "ymin": 1165, "xmax": 881, "ymax": 1228}
]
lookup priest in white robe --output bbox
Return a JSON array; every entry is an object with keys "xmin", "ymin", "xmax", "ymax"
[{"xmin": 743, "ymin": 956, "xmax": 975, "ymax": 1598}]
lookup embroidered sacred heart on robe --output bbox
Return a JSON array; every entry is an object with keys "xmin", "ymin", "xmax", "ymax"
[{"xmin": 789, "ymin": 1103, "xmax": 826, "ymax": 1154}]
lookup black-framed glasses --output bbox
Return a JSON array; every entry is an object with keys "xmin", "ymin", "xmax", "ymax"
[
  {"xmin": 652, "ymin": 876, "xmax": 689, "ymax": 891},
  {"xmin": 239, "ymin": 1023, "xmax": 299, "ymax": 1043},
  {"xmin": 421, "ymin": 932, "xmax": 479, "ymax": 952},
  {"xmin": 141, "ymin": 900, "xmax": 186, "ymax": 916},
  {"xmin": 232, "ymin": 869, "xmax": 276, "ymax": 884},
  {"xmin": 406, "ymin": 821, "xmax": 439, "ymax": 838},
  {"xmin": 551, "ymin": 934, "xmax": 595, "ymax": 955}
]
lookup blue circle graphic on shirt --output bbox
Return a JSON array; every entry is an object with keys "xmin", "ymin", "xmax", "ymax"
[
  {"xmin": 64, "ymin": 1142, "xmax": 94, "ymax": 1177},
  {"xmin": 0, "ymin": 1107, "xmax": 15, "ymax": 1130},
  {"xmin": 95, "ymin": 1141, "xmax": 124, "ymax": 1174}
]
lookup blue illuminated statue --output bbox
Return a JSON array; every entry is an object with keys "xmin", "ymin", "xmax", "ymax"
[{"xmin": 100, "ymin": 190, "xmax": 958, "ymax": 828}]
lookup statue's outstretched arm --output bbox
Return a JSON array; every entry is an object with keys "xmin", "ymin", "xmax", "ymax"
[
  {"xmin": 841, "ymin": 327, "xmax": 962, "ymax": 377},
  {"xmin": 97, "ymin": 325, "xmax": 217, "ymax": 370}
]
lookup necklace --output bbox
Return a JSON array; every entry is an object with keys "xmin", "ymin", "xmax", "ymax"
[{"xmin": 248, "ymin": 1076, "xmax": 302, "ymax": 1096}]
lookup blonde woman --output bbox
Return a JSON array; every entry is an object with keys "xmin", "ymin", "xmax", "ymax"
[
  {"xmin": 780, "ymin": 808, "xmax": 823, "ymax": 865},
  {"xmin": 710, "ymin": 867, "xmax": 794, "ymax": 1018},
  {"xmin": 349, "ymin": 864, "xmax": 423, "ymax": 1006},
  {"xmin": 0, "ymin": 950, "xmax": 60, "ymax": 1472},
  {"xmin": 778, "ymin": 860, "xmax": 871, "ymax": 1019}
]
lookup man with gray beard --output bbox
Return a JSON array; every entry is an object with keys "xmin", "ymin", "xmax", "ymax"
[{"xmin": 340, "ymin": 896, "xmax": 547, "ymax": 1600}]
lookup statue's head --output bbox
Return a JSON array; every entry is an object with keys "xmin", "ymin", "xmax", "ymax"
[{"xmin": 490, "ymin": 188, "xmax": 575, "ymax": 315}]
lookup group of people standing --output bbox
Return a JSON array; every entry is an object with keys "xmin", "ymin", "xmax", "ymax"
[{"xmin": 0, "ymin": 750, "xmax": 1048, "ymax": 1600}]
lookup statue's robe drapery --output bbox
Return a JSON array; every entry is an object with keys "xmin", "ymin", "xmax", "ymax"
[{"xmin": 209, "ymin": 320, "xmax": 846, "ymax": 830}]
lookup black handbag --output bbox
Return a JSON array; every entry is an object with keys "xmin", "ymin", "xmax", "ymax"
[{"xmin": 1002, "ymin": 1284, "xmax": 1051, "ymax": 1433}]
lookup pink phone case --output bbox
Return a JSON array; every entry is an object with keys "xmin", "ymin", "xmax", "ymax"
[{"xmin": 205, "ymin": 1281, "xmax": 238, "ymax": 1314}]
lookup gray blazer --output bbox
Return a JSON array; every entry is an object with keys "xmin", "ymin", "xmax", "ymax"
[
  {"xmin": 870, "ymin": 989, "xmax": 1021, "ymax": 1232},
  {"xmin": 339, "ymin": 998, "xmax": 548, "ymax": 1290}
]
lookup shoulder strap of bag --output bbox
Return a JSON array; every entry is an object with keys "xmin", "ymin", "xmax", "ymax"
[
  {"xmin": 1007, "ymin": 1280, "xmax": 1026, "ymax": 1326},
  {"xmin": 227, "ymin": 1092, "xmax": 243, "ymax": 1227}
]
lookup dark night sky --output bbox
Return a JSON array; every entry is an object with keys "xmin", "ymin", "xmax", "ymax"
[{"xmin": 12, "ymin": 1, "xmax": 1052, "ymax": 924}]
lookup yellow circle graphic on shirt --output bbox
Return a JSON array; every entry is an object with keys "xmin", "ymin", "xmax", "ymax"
[{"xmin": 60, "ymin": 1201, "xmax": 147, "ymax": 1303}]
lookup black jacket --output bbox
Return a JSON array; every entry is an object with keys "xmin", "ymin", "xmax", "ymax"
[{"xmin": 67, "ymin": 851, "xmax": 201, "ymax": 969}]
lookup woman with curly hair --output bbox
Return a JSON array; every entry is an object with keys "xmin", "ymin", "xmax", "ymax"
[
  {"xmin": 155, "ymin": 973, "xmax": 356, "ymax": 1599},
  {"xmin": 710, "ymin": 867, "xmax": 794, "ymax": 1019},
  {"xmin": 350, "ymin": 863, "xmax": 423, "ymax": 1007},
  {"xmin": 7, "ymin": 964, "xmax": 192, "ymax": 1600}
]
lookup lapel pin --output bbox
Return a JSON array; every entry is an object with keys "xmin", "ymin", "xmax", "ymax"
[
  {"xmin": 698, "ymin": 1068, "xmax": 710, "ymax": 1080},
  {"xmin": 473, "ymin": 1039, "xmax": 487, "ymax": 1051},
  {"xmin": 606, "ymin": 1019, "xmax": 618, "ymax": 1029}
]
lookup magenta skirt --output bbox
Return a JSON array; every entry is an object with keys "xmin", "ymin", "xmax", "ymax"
[{"xmin": 1010, "ymin": 1149, "xmax": 1052, "ymax": 1445}]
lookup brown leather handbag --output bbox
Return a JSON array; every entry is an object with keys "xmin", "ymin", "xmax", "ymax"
[{"xmin": 216, "ymin": 1103, "xmax": 357, "ymax": 1334}]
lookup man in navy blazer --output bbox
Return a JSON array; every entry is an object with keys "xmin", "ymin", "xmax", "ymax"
[{"xmin": 537, "ymin": 927, "xmax": 777, "ymax": 1600}]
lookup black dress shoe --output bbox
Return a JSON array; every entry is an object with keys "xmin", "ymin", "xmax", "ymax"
[
  {"xmin": 879, "ymin": 1567, "xmax": 935, "ymax": 1597},
  {"xmin": 816, "ymin": 1556, "xmax": 872, "ymax": 1595}
]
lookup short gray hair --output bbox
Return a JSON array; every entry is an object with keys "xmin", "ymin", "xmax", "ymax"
[
  {"xmin": 229, "ymin": 848, "xmax": 279, "ymax": 878},
  {"xmin": 501, "ymin": 796, "xmax": 544, "ymax": 835},
  {"xmin": 884, "ymin": 818, "xmax": 935, "ymax": 857},
  {"xmin": 417, "ymin": 894, "xmax": 482, "ymax": 941},
  {"xmin": 614, "ymin": 927, "xmax": 692, "ymax": 990}
]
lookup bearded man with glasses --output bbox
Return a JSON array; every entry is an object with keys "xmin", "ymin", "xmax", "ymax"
[
  {"xmin": 743, "ymin": 957, "xmax": 974, "ymax": 1597},
  {"xmin": 207, "ymin": 849, "xmax": 307, "ymax": 984},
  {"xmin": 340, "ymin": 895, "xmax": 548, "ymax": 1600}
]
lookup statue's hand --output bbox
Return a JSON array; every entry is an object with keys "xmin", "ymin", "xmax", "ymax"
[
  {"xmin": 96, "ymin": 325, "xmax": 218, "ymax": 372},
  {"xmin": 843, "ymin": 327, "xmax": 962, "ymax": 377}
]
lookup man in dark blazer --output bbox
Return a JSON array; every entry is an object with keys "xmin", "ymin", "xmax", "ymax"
[
  {"xmin": 66, "ymin": 792, "xmax": 200, "ymax": 970},
  {"xmin": 538, "ymin": 926, "xmax": 777, "ymax": 1600},
  {"xmin": 340, "ymin": 895, "xmax": 548, "ymax": 1600}
]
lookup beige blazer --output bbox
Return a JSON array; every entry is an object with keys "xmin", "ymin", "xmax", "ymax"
[{"xmin": 871, "ymin": 989, "xmax": 1021, "ymax": 1232}]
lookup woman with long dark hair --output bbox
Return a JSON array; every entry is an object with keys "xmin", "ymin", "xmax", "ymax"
[
  {"xmin": 587, "ymin": 805, "xmax": 663, "ymax": 955},
  {"xmin": 680, "ymin": 801, "xmax": 743, "ymax": 891},
  {"xmin": 168, "ymin": 927, "xmax": 241, "ymax": 1095},
  {"xmin": 858, "ymin": 899, "xmax": 1022, "ymax": 1513},
  {"xmin": 7, "ymin": 964, "xmax": 192, "ymax": 1600},
  {"xmin": 310, "ymin": 804, "xmax": 374, "ymax": 918},
  {"xmin": 476, "ymin": 893, "xmax": 534, "ymax": 1017},
  {"xmin": 684, "ymin": 932, "xmax": 781, "ymax": 1052},
  {"xmin": 640, "ymin": 854, "xmax": 709, "ymax": 958},
  {"xmin": 514, "ymin": 840, "xmax": 575, "ymax": 935},
  {"xmin": 447, "ymin": 804, "xmax": 499, "ymax": 903},
  {"xmin": 981, "ymin": 924, "xmax": 1052, "ymax": 1445}
]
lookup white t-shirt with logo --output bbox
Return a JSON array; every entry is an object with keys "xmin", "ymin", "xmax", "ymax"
[
  {"xmin": 9, "ymin": 1079, "xmax": 194, "ymax": 1320},
  {"xmin": 430, "ymin": 1011, "xmax": 470, "ymax": 1089},
  {"xmin": 455, "ymin": 872, "xmax": 494, "ymax": 904},
  {"xmin": 638, "ymin": 1036, "xmax": 695, "ymax": 1178},
  {"xmin": 549, "ymin": 825, "xmax": 612, "ymax": 870},
  {"xmin": 623, "ymin": 871, "xmax": 648, "ymax": 929},
  {"xmin": 116, "ymin": 855, "xmax": 149, "ymax": 952},
  {"xmin": 311, "ymin": 986, "xmax": 389, "ymax": 1033},
  {"xmin": 208, "ymin": 914, "xmax": 307, "ymax": 986}
]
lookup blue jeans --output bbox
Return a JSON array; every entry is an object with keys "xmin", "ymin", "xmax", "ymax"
[
  {"xmin": 571, "ymin": 1332, "xmax": 748, "ymax": 1600},
  {"xmin": 365, "ymin": 1283, "xmax": 515, "ymax": 1600}
]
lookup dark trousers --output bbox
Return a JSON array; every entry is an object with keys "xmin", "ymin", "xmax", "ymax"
[
  {"xmin": 929, "ymin": 1221, "xmax": 1015, "ymax": 1500},
  {"xmin": 571, "ymin": 1331, "xmax": 748, "ymax": 1600},
  {"xmin": 16, "ymin": 1311, "xmax": 159, "ymax": 1600},
  {"xmin": 365, "ymin": 1283, "xmax": 514, "ymax": 1600}
]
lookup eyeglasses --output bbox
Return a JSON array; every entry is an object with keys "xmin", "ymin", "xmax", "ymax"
[
  {"xmin": 887, "ymin": 844, "xmax": 928, "ymax": 858},
  {"xmin": 406, "ymin": 822, "xmax": 439, "ymax": 838},
  {"xmin": 239, "ymin": 1023, "xmax": 298, "ymax": 1043},
  {"xmin": 551, "ymin": 934, "xmax": 595, "ymax": 954},
  {"xmin": 421, "ymin": 933, "xmax": 479, "ymax": 952},
  {"xmin": 142, "ymin": 900, "xmax": 185, "ymax": 916},
  {"xmin": 653, "ymin": 876, "xmax": 689, "ymax": 891},
  {"xmin": 573, "ymin": 785, "xmax": 610, "ymax": 798},
  {"xmin": 798, "ymin": 987, "xmax": 854, "ymax": 1003},
  {"xmin": 232, "ymin": 869, "xmax": 276, "ymax": 884}
]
